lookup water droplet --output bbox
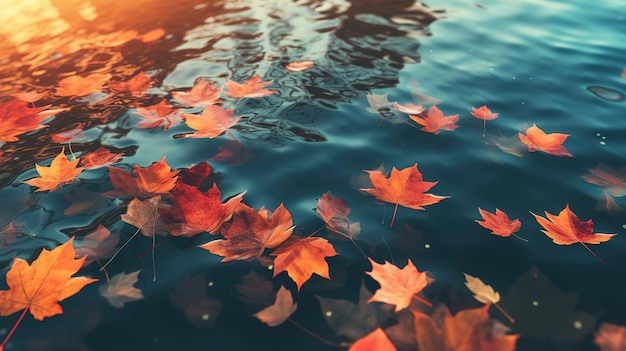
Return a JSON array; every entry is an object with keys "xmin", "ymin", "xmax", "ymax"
[
  {"xmin": 532, "ymin": 300, "xmax": 539, "ymax": 307},
  {"xmin": 622, "ymin": 224, "xmax": 626, "ymax": 229},
  {"xmin": 268, "ymin": 265, "xmax": 274, "ymax": 270},
  {"xmin": 202, "ymin": 313, "xmax": 210, "ymax": 320},
  {"xmin": 325, "ymin": 311, "xmax": 332, "ymax": 317},
  {"xmin": 600, "ymin": 141, "xmax": 606, "ymax": 145},
  {"xmin": 597, "ymin": 133, "xmax": 601, "ymax": 136},
  {"xmin": 586, "ymin": 86, "xmax": 625, "ymax": 102},
  {"xmin": 602, "ymin": 136, "xmax": 606, "ymax": 140},
  {"xmin": 424, "ymin": 243, "xmax": 431, "ymax": 249},
  {"xmin": 208, "ymin": 281, "xmax": 214, "ymax": 287},
  {"xmin": 573, "ymin": 320, "xmax": 583, "ymax": 329}
]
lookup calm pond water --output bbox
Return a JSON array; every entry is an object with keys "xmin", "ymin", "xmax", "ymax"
[{"xmin": 1, "ymin": 0, "xmax": 625, "ymax": 350}]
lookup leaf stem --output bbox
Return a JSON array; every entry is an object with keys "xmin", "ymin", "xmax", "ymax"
[
  {"xmin": 100, "ymin": 227, "xmax": 142, "ymax": 271},
  {"xmin": 579, "ymin": 242, "xmax": 605, "ymax": 264},
  {"xmin": 493, "ymin": 302, "xmax": 515, "ymax": 324},
  {"xmin": 0, "ymin": 306, "xmax": 29, "ymax": 349},
  {"xmin": 412, "ymin": 294, "xmax": 433, "ymax": 308},
  {"xmin": 512, "ymin": 233, "xmax": 528, "ymax": 242},
  {"xmin": 306, "ymin": 224, "xmax": 327, "ymax": 238},
  {"xmin": 287, "ymin": 318, "xmax": 350, "ymax": 348},
  {"xmin": 389, "ymin": 202, "xmax": 399, "ymax": 228}
]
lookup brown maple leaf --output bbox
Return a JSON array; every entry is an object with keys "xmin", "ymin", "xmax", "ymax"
[
  {"xmin": 226, "ymin": 75, "xmax": 276, "ymax": 98},
  {"xmin": 0, "ymin": 238, "xmax": 97, "ymax": 321},
  {"xmin": 412, "ymin": 305, "xmax": 519, "ymax": 351},
  {"xmin": 166, "ymin": 182, "xmax": 245, "ymax": 236},
  {"xmin": 103, "ymin": 157, "xmax": 179, "ymax": 199},
  {"xmin": 55, "ymin": 73, "xmax": 111, "ymax": 99},
  {"xmin": 108, "ymin": 71, "xmax": 153, "ymax": 96},
  {"xmin": 315, "ymin": 191, "xmax": 361, "ymax": 239},
  {"xmin": 121, "ymin": 196, "xmax": 164, "ymax": 237},
  {"xmin": 80, "ymin": 147, "xmax": 124, "ymax": 170},
  {"xmin": 184, "ymin": 105, "xmax": 241, "ymax": 139},
  {"xmin": 199, "ymin": 203, "xmax": 294, "ymax": 262},
  {"xmin": 171, "ymin": 78, "xmax": 224, "ymax": 107},
  {"xmin": 135, "ymin": 99, "xmax": 183, "ymax": 130},
  {"xmin": 99, "ymin": 270, "xmax": 144, "ymax": 308},
  {"xmin": 518, "ymin": 124, "xmax": 573, "ymax": 157},
  {"xmin": 409, "ymin": 105, "xmax": 460, "ymax": 134},
  {"xmin": 271, "ymin": 236, "xmax": 337, "ymax": 291},
  {"xmin": 361, "ymin": 164, "xmax": 449, "ymax": 227},
  {"xmin": 531, "ymin": 204, "xmax": 616, "ymax": 263},
  {"xmin": 73, "ymin": 225, "xmax": 120, "ymax": 267},
  {"xmin": 366, "ymin": 258, "xmax": 430, "ymax": 312},
  {"xmin": 23, "ymin": 148, "xmax": 83, "ymax": 192},
  {"xmin": 253, "ymin": 285, "xmax": 298, "ymax": 327},
  {"xmin": 476, "ymin": 208, "xmax": 526, "ymax": 241},
  {"xmin": 581, "ymin": 162, "xmax": 626, "ymax": 197}
]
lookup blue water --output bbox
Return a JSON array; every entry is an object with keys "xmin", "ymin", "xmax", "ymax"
[{"xmin": 0, "ymin": 0, "xmax": 625, "ymax": 350}]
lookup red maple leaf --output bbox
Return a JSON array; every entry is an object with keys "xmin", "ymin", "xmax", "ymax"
[
  {"xmin": 518, "ymin": 124, "xmax": 573, "ymax": 157},
  {"xmin": 409, "ymin": 105, "xmax": 460, "ymax": 134},
  {"xmin": 476, "ymin": 207, "xmax": 525, "ymax": 241},
  {"xmin": 104, "ymin": 157, "xmax": 179, "ymax": 198}
]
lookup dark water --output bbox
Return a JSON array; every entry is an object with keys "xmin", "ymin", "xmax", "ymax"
[{"xmin": 0, "ymin": 0, "xmax": 625, "ymax": 350}]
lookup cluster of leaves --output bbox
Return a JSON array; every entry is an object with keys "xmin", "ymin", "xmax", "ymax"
[{"xmin": 0, "ymin": 38, "xmax": 624, "ymax": 351}]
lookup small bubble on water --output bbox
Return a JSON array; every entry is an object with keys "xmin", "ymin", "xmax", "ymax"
[
  {"xmin": 268, "ymin": 265, "xmax": 274, "ymax": 270},
  {"xmin": 202, "ymin": 313, "xmax": 210, "ymax": 320},
  {"xmin": 532, "ymin": 301, "xmax": 539, "ymax": 307},
  {"xmin": 208, "ymin": 281, "xmax": 214, "ymax": 287},
  {"xmin": 424, "ymin": 243, "xmax": 431, "ymax": 249},
  {"xmin": 573, "ymin": 321, "xmax": 583, "ymax": 329},
  {"xmin": 621, "ymin": 224, "xmax": 625, "ymax": 229},
  {"xmin": 325, "ymin": 311, "xmax": 332, "ymax": 317},
  {"xmin": 600, "ymin": 141, "xmax": 606, "ymax": 145},
  {"xmin": 602, "ymin": 136, "xmax": 606, "ymax": 140},
  {"xmin": 597, "ymin": 133, "xmax": 601, "ymax": 136}
]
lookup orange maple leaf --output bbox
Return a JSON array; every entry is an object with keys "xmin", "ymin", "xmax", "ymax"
[
  {"xmin": 409, "ymin": 105, "xmax": 460, "ymax": 134},
  {"xmin": 518, "ymin": 124, "xmax": 573, "ymax": 157},
  {"xmin": 226, "ymin": 75, "xmax": 276, "ymax": 98},
  {"xmin": 360, "ymin": 164, "xmax": 449, "ymax": 227},
  {"xmin": 271, "ymin": 237, "xmax": 337, "ymax": 291},
  {"xmin": 0, "ymin": 238, "xmax": 96, "ymax": 347},
  {"xmin": 166, "ymin": 182, "xmax": 245, "ymax": 236},
  {"xmin": 0, "ymin": 99, "xmax": 54, "ymax": 143},
  {"xmin": 470, "ymin": 105, "xmax": 499, "ymax": 120},
  {"xmin": 412, "ymin": 305, "xmax": 519, "ymax": 351},
  {"xmin": 171, "ymin": 78, "xmax": 224, "ymax": 107},
  {"xmin": 104, "ymin": 157, "xmax": 179, "ymax": 198},
  {"xmin": 135, "ymin": 99, "xmax": 183, "ymax": 130},
  {"xmin": 199, "ymin": 203, "xmax": 295, "ymax": 262},
  {"xmin": 366, "ymin": 258, "xmax": 430, "ymax": 312},
  {"xmin": 349, "ymin": 328, "xmax": 396, "ymax": 351},
  {"xmin": 184, "ymin": 105, "xmax": 241, "ymax": 139},
  {"xmin": 23, "ymin": 148, "xmax": 83, "ymax": 192},
  {"xmin": 253, "ymin": 285, "xmax": 298, "ymax": 327},
  {"xmin": 80, "ymin": 147, "xmax": 124, "ymax": 170},
  {"xmin": 108, "ymin": 71, "xmax": 153, "ymax": 96},
  {"xmin": 394, "ymin": 102, "xmax": 425, "ymax": 115},
  {"xmin": 55, "ymin": 73, "xmax": 111, "ymax": 99},
  {"xmin": 285, "ymin": 61, "xmax": 315, "ymax": 72},
  {"xmin": 531, "ymin": 204, "xmax": 616, "ymax": 263},
  {"xmin": 581, "ymin": 162, "xmax": 626, "ymax": 197},
  {"xmin": 476, "ymin": 208, "xmax": 525, "ymax": 241}
]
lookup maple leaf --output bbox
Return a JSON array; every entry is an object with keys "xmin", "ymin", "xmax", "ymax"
[
  {"xmin": 0, "ymin": 99, "xmax": 54, "ymax": 143},
  {"xmin": 271, "ymin": 237, "xmax": 337, "ymax": 291},
  {"xmin": 210, "ymin": 139, "xmax": 254, "ymax": 167},
  {"xmin": 184, "ymin": 105, "xmax": 241, "ymax": 138},
  {"xmin": 80, "ymin": 147, "xmax": 124, "ymax": 170},
  {"xmin": 0, "ymin": 238, "xmax": 97, "ymax": 320},
  {"xmin": 366, "ymin": 93, "xmax": 393, "ymax": 114},
  {"xmin": 103, "ymin": 157, "xmax": 179, "ymax": 199},
  {"xmin": 594, "ymin": 322, "xmax": 626, "ymax": 351},
  {"xmin": 349, "ymin": 328, "xmax": 396, "ymax": 351},
  {"xmin": 177, "ymin": 160, "xmax": 221, "ymax": 190},
  {"xmin": 470, "ymin": 105, "xmax": 499, "ymax": 120},
  {"xmin": 108, "ymin": 71, "xmax": 153, "ymax": 96},
  {"xmin": 581, "ymin": 162, "xmax": 626, "ymax": 197},
  {"xmin": 253, "ymin": 285, "xmax": 297, "ymax": 327},
  {"xmin": 236, "ymin": 271, "xmax": 276, "ymax": 306},
  {"xmin": 121, "ymin": 196, "xmax": 164, "ymax": 237},
  {"xmin": 366, "ymin": 258, "xmax": 430, "ymax": 312},
  {"xmin": 99, "ymin": 270, "xmax": 144, "ymax": 308},
  {"xmin": 135, "ymin": 99, "xmax": 183, "ymax": 130},
  {"xmin": 464, "ymin": 273, "xmax": 514, "ymax": 323},
  {"xmin": 518, "ymin": 124, "xmax": 573, "ymax": 157},
  {"xmin": 55, "ymin": 73, "xmax": 111, "ymax": 99},
  {"xmin": 285, "ymin": 60, "xmax": 315, "ymax": 72},
  {"xmin": 64, "ymin": 187, "xmax": 111, "ymax": 216},
  {"xmin": 226, "ymin": 75, "xmax": 276, "ymax": 98},
  {"xmin": 412, "ymin": 305, "xmax": 519, "ymax": 351},
  {"xmin": 409, "ymin": 105, "xmax": 460, "ymax": 134},
  {"xmin": 13, "ymin": 90, "xmax": 46, "ymax": 103},
  {"xmin": 475, "ymin": 207, "xmax": 525, "ymax": 241},
  {"xmin": 315, "ymin": 191, "xmax": 361, "ymax": 239},
  {"xmin": 171, "ymin": 78, "xmax": 224, "ymax": 107},
  {"xmin": 51, "ymin": 128, "xmax": 84, "ymax": 143},
  {"xmin": 23, "ymin": 148, "xmax": 83, "ymax": 192},
  {"xmin": 140, "ymin": 28, "xmax": 166, "ymax": 43},
  {"xmin": 393, "ymin": 102, "xmax": 425, "ymax": 115},
  {"xmin": 199, "ymin": 203, "xmax": 294, "ymax": 262},
  {"xmin": 360, "ymin": 164, "xmax": 449, "ymax": 227},
  {"xmin": 166, "ymin": 182, "xmax": 245, "ymax": 236},
  {"xmin": 73, "ymin": 225, "xmax": 120, "ymax": 267},
  {"xmin": 531, "ymin": 204, "xmax": 616, "ymax": 263}
]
